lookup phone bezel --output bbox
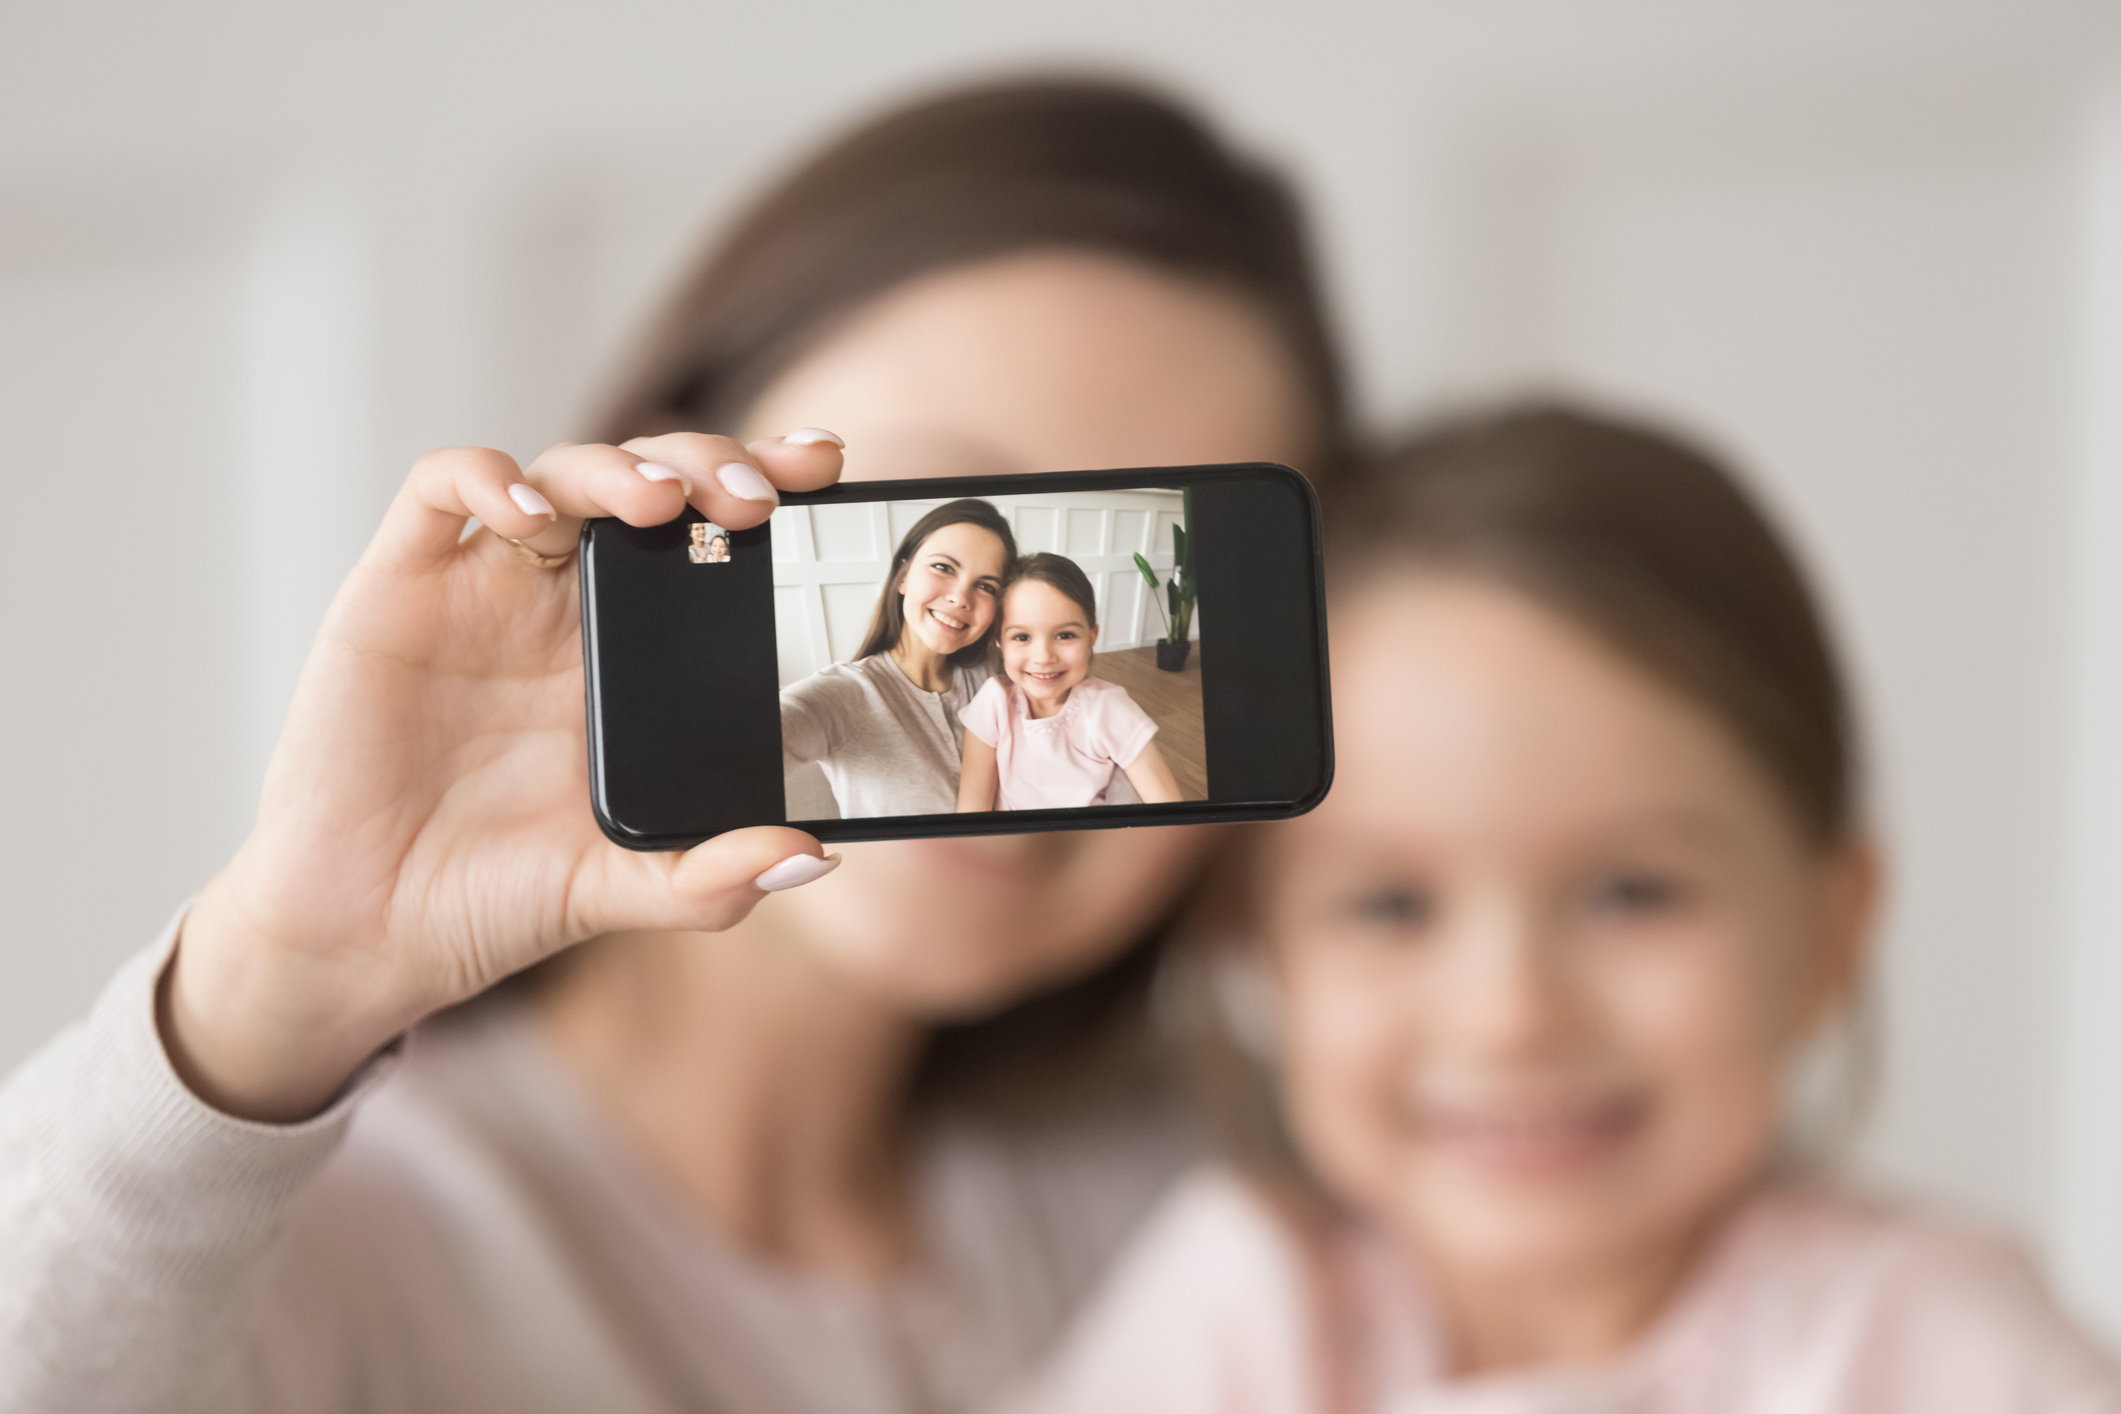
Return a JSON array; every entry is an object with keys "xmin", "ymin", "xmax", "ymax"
[{"xmin": 582, "ymin": 462, "xmax": 1333, "ymax": 849}]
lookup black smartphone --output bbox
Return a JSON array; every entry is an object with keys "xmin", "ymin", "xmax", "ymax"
[{"xmin": 580, "ymin": 462, "xmax": 1331, "ymax": 848}]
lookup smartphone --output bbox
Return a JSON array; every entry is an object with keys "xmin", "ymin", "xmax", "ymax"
[{"xmin": 580, "ymin": 462, "xmax": 1331, "ymax": 848}]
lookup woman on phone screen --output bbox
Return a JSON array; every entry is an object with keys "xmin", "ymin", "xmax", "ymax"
[
  {"xmin": 0, "ymin": 79, "xmax": 1348, "ymax": 1413},
  {"xmin": 780, "ymin": 497, "xmax": 1017, "ymax": 817}
]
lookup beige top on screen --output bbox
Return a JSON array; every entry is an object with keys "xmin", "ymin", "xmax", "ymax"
[
  {"xmin": 780, "ymin": 654, "xmax": 994, "ymax": 819},
  {"xmin": 0, "ymin": 918, "xmax": 1197, "ymax": 1414}
]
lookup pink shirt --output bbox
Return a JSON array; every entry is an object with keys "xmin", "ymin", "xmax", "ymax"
[
  {"xmin": 1008, "ymin": 1166, "xmax": 2121, "ymax": 1414},
  {"xmin": 961, "ymin": 676, "xmax": 1159, "ymax": 811}
]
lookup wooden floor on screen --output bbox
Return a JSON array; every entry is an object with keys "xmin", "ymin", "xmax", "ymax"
[{"xmin": 1092, "ymin": 645, "xmax": 1208, "ymax": 801}]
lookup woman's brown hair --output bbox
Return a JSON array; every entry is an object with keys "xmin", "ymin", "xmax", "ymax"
[
  {"xmin": 856, "ymin": 498, "xmax": 1019, "ymax": 668},
  {"xmin": 1337, "ymin": 402, "xmax": 1858, "ymax": 843},
  {"xmin": 590, "ymin": 75, "xmax": 1350, "ymax": 470}
]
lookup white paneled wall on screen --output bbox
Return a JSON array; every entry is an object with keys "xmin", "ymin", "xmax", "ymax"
[{"xmin": 770, "ymin": 488, "xmax": 1197, "ymax": 685}]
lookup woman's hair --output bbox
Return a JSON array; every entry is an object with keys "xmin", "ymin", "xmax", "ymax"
[
  {"xmin": 1336, "ymin": 402, "xmax": 1858, "ymax": 845},
  {"xmin": 589, "ymin": 76, "xmax": 1349, "ymax": 469},
  {"xmin": 1006, "ymin": 552, "xmax": 1100, "ymax": 629},
  {"xmin": 857, "ymin": 499, "xmax": 1018, "ymax": 668}
]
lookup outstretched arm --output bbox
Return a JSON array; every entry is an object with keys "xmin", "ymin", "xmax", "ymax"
[
  {"xmin": 957, "ymin": 733, "xmax": 1000, "ymax": 811},
  {"xmin": 1, "ymin": 429, "xmax": 843, "ymax": 1412},
  {"xmin": 1121, "ymin": 740, "xmax": 1183, "ymax": 804}
]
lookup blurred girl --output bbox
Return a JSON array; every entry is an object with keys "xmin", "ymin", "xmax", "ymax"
[
  {"xmin": 1014, "ymin": 407, "xmax": 2121, "ymax": 1413},
  {"xmin": 958, "ymin": 553, "xmax": 1183, "ymax": 812}
]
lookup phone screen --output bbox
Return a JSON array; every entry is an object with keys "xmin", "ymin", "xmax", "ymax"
[
  {"xmin": 771, "ymin": 483, "xmax": 1210, "ymax": 822},
  {"xmin": 581, "ymin": 463, "xmax": 1330, "ymax": 848}
]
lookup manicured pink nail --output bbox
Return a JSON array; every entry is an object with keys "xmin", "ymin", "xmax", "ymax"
[
  {"xmin": 509, "ymin": 483, "xmax": 557, "ymax": 519},
  {"xmin": 755, "ymin": 852, "xmax": 841, "ymax": 891},
  {"xmin": 783, "ymin": 427, "xmax": 845, "ymax": 448},
  {"xmin": 716, "ymin": 461, "xmax": 779, "ymax": 505},
  {"xmin": 635, "ymin": 461, "xmax": 693, "ymax": 495}
]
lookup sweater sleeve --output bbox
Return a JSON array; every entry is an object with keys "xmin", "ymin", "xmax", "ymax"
[
  {"xmin": 779, "ymin": 673, "xmax": 837, "ymax": 765},
  {"xmin": 0, "ymin": 907, "xmax": 402, "ymax": 1414}
]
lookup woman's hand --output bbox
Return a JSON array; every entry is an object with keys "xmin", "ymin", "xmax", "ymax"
[{"xmin": 165, "ymin": 432, "xmax": 845, "ymax": 1123}]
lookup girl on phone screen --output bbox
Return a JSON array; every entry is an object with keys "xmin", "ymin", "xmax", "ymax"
[{"xmin": 957, "ymin": 553, "xmax": 1184, "ymax": 812}]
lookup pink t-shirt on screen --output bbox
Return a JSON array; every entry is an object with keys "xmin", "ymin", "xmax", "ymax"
[{"xmin": 961, "ymin": 675, "xmax": 1159, "ymax": 811}]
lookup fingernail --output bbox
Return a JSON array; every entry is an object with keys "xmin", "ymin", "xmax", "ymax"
[
  {"xmin": 509, "ymin": 482, "xmax": 557, "ymax": 520},
  {"xmin": 783, "ymin": 427, "xmax": 845, "ymax": 448},
  {"xmin": 755, "ymin": 852, "xmax": 841, "ymax": 891},
  {"xmin": 635, "ymin": 461, "xmax": 693, "ymax": 495},
  {"xmin": 716, "ymin": 461, "xmax": 779, "ymax": 505}
]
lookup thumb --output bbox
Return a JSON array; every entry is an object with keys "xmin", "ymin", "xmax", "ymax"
[{"xmin": 578, "ymin": 828, "xmax": 840, "ymax": 937}]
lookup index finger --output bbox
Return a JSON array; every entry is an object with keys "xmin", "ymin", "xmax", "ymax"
[
  {"xmin": 746, "ymin": 429, "xmax": 846, "ymax": 493},
  {"xmin": 616, "ymin": 428, "xmax": 844, "ymax": 495},
  {"xmin": 607, "ymin": 428, "xmax": 843, "ymax": 529}
]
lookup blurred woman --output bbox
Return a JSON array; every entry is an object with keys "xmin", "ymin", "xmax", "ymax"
[
  {"xmin": 0, "ymin": 78, "xmax": 1347, "ymax": 1413},
  {"xmin": 1014, "ymin": 407, "xmax": 2121, "ymax": 1413}
]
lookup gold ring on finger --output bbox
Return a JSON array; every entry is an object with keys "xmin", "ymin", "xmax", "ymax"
[{"xmin": 498, "ymin": 532, "xmax": 576, "ymax": 570}]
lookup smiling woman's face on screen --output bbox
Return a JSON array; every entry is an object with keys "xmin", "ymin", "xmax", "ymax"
[
  {"xmin": 739, "ymin": 249, "xmax": 1315, "ymax": 1014},
  {"xmin": 897, "ymin": 523, "xmax": 1008, "ymax": 658}
]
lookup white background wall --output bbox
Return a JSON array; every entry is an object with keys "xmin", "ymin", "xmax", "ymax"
[
  {"xmin": 771, "ymin": 489, "xmax": 1191, "ymax": 684},
  {"xmin": 9, "ymin": 0, "xmax": 2121, "ymax": 1340}
]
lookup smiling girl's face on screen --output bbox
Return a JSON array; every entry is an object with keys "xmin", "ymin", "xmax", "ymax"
[
  {"xmin": 898, "ymin": 523, "xmax": 1008, "ymax": 658},
  {"xmin": 1001, "ymin": 579, "xmax": 1097, "ymax": 710}
]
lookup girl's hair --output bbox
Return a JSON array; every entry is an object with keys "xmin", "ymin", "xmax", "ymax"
[
  {"xmin": 1336, "ymin": 402, "xmax": 1858, "ymax": 845},
  {"xmin": 589, "ymin": 76, "xmax": 1350, "ymax": 471},
  {"xmin": 857, "ymin": 499, "xmax": 1018, "ymax": 668},
  {"xmin": 1169, "ymin": 402, "xmax": 1868, "ymax": 1172},
  {"xmin": 1006, "ymin": 552, "xmax": 1100, "ymax": 629}
]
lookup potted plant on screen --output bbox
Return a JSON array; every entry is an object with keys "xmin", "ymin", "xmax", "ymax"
[{"xmin": 1133, "ymin": 488, "xmax": 1196, "ymax": 672}]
